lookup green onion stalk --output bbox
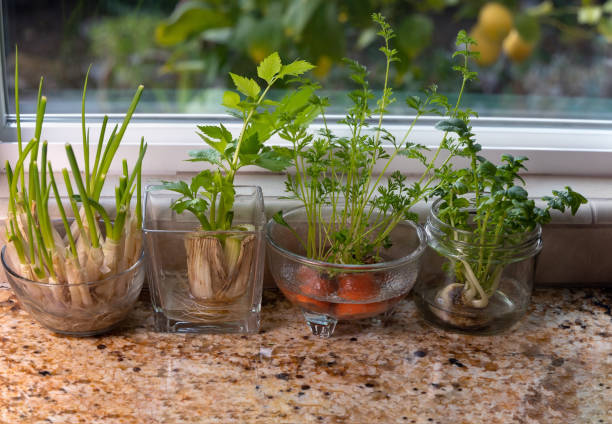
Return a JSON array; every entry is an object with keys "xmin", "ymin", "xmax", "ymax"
[{"xmin": 3, "ymin": 52, "xmax": 147, "ymax": 310}]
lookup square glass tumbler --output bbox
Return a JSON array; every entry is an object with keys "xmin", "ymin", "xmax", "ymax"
[{"xmin": 143, "ymin": 186, "xmax": 266, "ymax": 333}]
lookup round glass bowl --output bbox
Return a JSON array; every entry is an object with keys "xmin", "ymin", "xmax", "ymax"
[
  {"xmin": 1, "ymin": 246, "xmax": 145, "ymax": 336},
  {"xmin": 266, "ymin": 206, "xmax": 426, "ymax": 337},
  {"xmin": 413, "ymin": 198, "xmax": 542, "ymax": 335}
]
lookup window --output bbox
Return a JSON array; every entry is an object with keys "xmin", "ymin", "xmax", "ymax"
[{"xmin": 1, "ymin": 1, "xmax": 612, "ymax": 176}]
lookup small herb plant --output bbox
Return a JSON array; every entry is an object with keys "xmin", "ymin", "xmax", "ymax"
[
  {"xmin": 274, "ymin": 14, "xmax": 477, "ymax": 265},
  {"xmin": 158, "ymin": 53, "xmax": 316, "ymax": 301},
  {"xmin": 160, "ymin": 53, "xmax": 316, "ymax": 231},
  {"xmin": 431, "ymin": 117, "xmax": 587, "ymax": 308}
]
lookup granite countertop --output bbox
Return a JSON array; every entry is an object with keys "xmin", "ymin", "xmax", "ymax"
[{"xmin": 0, "ymin": 284, "xmax": 610, "ymax": 424}]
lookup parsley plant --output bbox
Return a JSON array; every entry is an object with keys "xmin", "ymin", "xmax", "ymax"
[{"xmin": 432, "ymin": 117, "xmax": 587, "ymax": 307}]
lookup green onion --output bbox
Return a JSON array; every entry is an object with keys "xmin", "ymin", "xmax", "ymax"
[{"xmin": 4, "ymin": 51, "xmax": 147, "ymax": 315}]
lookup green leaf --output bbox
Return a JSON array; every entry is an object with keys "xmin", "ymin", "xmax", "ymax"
[
  {"xmin": 452, "ymin": 181, "xmax": 468, "ymax": 194},
  {"xmin": 197, "ymin": 125, "xmax": 232, "ymax": 143},
  {"xmin": 477, "ymin": 161, "xmax": 497, "ymax": 177},
  {"xmin": 278, "ymin": 85, "xmax": 316, "ymax": 115},
  {"xmin": 157, "ymin": 180, "xmax": 192, "ymax": 198},
  {"xmin": 172, "ymin": 197, "xmax": 208, "ymax": 215},
  {"xmin": 398, "ymin": 143, "xmax": 429, "ymax": 165},
  {"xmin": 506, "ymin": 185, "xmax": 528, "ymax": 200},
  {"xmin": 257, "ymin": 52, "xmax": 282, "ymax": 84},
  {"xmin": 197, "ymin": 124, "xmax": 232, "ymax": 154},
  {"xmin": 272, "ymin": 210, "xmax": 290, "ymax": 228},
  {"xmin": 278, "ymin": 60, "xmax": 315, "ymax": 79},
  {"xmin": 229, "ymin": 73, "xmax": 261, "ymax": 98},
  {"xmin": 435, "ymin": 118, "xmax": 468, "ymax": 134},
  {"xmin": 222, "ymin": 91, "xmax": 241, "ymax": 110},
  {"xmin": 406, "ymin": 95, "xmax": 422, "ymax": 111},
  {"xmin": 453, "ymin": 197, "xmax": 470, "ymax": 208},
  {"xmin": 544, "ymin": 186, "xmax": 587, "ymax": 215},
  {"xmin": 155, "ymin": 2, "xmax": 231, "ymax": 46},
  {"xmin": 186, "ymin": 149, "xmax": 223, "ymax": 166},
  {"xmin": 190, "ymin": 170, "xmax": 214, "ymax": 193},
  {"xmin": 240, "ymin": 132, "xmax": 262, "ymax": 156},
  {"xmin": 254, "ymin": 150, "xmax": 292, "ymax": 172}
]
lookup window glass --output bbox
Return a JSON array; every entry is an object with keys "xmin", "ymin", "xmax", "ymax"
[{"xmin": 5, "ymin": 0, "xmax": 612, "ymax": 119}]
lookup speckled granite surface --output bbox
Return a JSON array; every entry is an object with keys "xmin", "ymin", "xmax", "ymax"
[{"xmin": 0, "ymin": 282, "xmax": 610, "ymax": 424}]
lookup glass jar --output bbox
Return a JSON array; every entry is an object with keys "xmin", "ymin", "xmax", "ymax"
[
  {"xmin": 413, "ymin": 198, "xmax": 542, "ymax": 335},
  {"xmin": 144, "ymin": 186, "xmax": 266, "ymax": 333},
  {"xmin": 266, "ymin": 206, "xmax": 426, "ymax": 338}
]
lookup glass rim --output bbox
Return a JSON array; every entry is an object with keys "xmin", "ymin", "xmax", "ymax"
[
  {"xmin": 143, "ymin": 184, "xmax": 266, "ymax": 231},
  {"xmin": 1, "ymin": 245, "xmax": 144, "ymax": 288},
  {"xmin": 265, "ymin": 205, "xmax": 426, "ymax": 271},
  {"xmin": 144, "ymin": 184, "xmax": 263, "ymax": 195},
  {"xmin": 428, "ymin": 197, "xmax": 543, "ymax": 243},
  {"xmin": 143, "ymin": 227, "xmax": 262, "ymax": 235}
]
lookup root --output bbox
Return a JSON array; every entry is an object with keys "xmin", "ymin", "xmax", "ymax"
[{"xmin": 185, "ymin": 232, "xmax": 256, "ymax": 302}]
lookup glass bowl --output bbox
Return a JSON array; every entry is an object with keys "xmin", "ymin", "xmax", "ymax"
[
  {"xmin": 1, "ymin": 246, "xmax": 145, "ymax": 336},
  {"xmin": 266, "ymin": 206, "xmax": 426, "ymax": 337}
]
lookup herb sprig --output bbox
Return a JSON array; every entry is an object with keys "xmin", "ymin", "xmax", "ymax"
[{"xmin": 275, "ymin": 15, "xmax": 477, "ymax": 265}]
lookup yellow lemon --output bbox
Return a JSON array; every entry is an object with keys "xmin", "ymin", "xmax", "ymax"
[
  {"xmin": 502, "ymin": 29, "xmax": 535, "ymax": 63},
  {"xmin": 247, "ymin": 46, "xmax": 269, "ymax": 64},
  {"xmin": 478, "ymin": 2, "xmax": 513, "ymax": 42},
  {"xmin": 469, "ymin": 25, "xmax": 501, "ymax": 67},
  {"xmin": 314, "ymin": 55, "xmax": 333, "ymax": 79}
]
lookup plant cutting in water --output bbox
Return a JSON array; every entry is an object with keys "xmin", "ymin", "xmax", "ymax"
[
  {"xmin": 3, "ymin": 52, "xmax": 146, "ymax": 330},
  {"xmin": 431, "ymin": 116, "xmax": 587, "ymax": 310},
  {"xmin": 269, "ymin": 14, "xmax": 480, "ymax": 321},
  {"xmin": 158, "ymin": 53, "xmax": 316, "ymax": 302}
]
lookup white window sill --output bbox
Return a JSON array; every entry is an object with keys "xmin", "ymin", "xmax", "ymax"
[{"xmin": 1, "ymin": 115, "xmax": 612, "ymax": 175}]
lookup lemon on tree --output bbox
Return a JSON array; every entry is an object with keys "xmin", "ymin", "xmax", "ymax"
[
  {"xmin": 502, "ymin": 29, "xmax": 534, "ymax": 62},
  {"xmin": 469, "ymin": 25, "xmax": 501, "ymax": 66},
  {"xmin": 503, "ymin": 15, "xmax": 540, "ymax": 63},
  {"xmin": 478, "ymin": 2, "xmax": 513, "ymax": 42}
]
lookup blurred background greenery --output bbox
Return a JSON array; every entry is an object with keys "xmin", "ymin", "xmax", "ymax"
[{"xmin": 5, "ymin": 0, "xmax": 612, "ymax": 118}]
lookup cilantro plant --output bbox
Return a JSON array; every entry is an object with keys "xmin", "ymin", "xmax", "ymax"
[
  {"xmin": 431, "ymin": 117, "xmax": 587, "ymax": 308},
  {"xmin": 274, "ymin": 15, "xmax": 477, "ymax": 265},
  {"xmin": 160, "ymin": 53, "xmax": 316, "ymax": 231}
]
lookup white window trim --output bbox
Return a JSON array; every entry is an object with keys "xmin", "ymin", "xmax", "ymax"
[{"xmin": 1, "ymin": 114, "xmax": 612, "ymax": 177}]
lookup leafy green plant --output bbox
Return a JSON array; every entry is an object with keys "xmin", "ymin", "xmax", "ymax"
[
  {"xmin": 157, "ymin": 52, "xmax": 316, "ymax": 301},
  {"xmin": 160, "ymin": 52, "xmax": 315, "ymax": 231},
  {"xmin": 273, "ymin": 14, "xmax": 477, "ymax": 265},
  {"xmin": 4, "ymin": 51, "xmax": 146, "ymax": 323},
  {"xmin": 431, "ymin": 117, "xmax": 587, "ymax": 308}
]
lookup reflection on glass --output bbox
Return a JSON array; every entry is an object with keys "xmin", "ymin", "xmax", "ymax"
[{"xmin": 5, "ymin": 0, "xmax": 612, "ymax": 119}]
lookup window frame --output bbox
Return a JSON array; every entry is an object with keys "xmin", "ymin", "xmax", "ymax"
[
  {"xmin": 0, "ymin": 1, "xmax": 611, "ymax": 179},
  {"xmin": 1, "ymin": 114, "xmax": 612, "ymax": 177}
]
